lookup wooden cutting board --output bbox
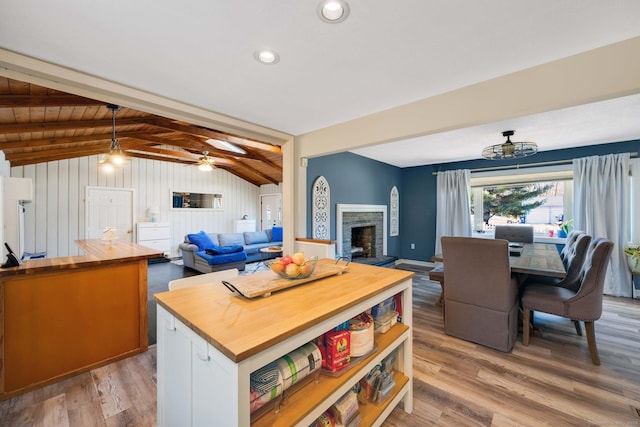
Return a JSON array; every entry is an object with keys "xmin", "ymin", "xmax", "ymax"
[{"xmin": 222, "ymin": 261, "xmax": 349, "ymax": 298}]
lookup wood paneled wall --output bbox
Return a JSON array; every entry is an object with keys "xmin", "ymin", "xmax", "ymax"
[{"xmin": 10, "ymin": 156, "xmax": 279, "ymax": 258}]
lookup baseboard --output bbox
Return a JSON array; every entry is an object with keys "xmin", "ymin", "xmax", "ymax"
[{"xmin": 394, "ymin": 258, "xmax": 436, "ymax": 268}]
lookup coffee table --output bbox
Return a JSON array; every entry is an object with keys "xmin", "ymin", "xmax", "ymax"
[{"xmin": 252, "ymin": 246, "xmax": 283, "ymax": 272}]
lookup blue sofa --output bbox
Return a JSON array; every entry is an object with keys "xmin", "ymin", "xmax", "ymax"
[{"xmin": 179, "ymin": 227, "xmax": 283, "ymax": 273}]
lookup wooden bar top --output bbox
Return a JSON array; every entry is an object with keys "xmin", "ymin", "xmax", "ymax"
[
  {"xmin": 75, "ymin": 239, "xmax": 162, "ymax": 260},
  {"xmin": 154, "ymin": 259, "xmax": 413, "ymax": 363},
  {"xmin": 0, "ymin": 239, "xmax": 162, "ymax": 278}
]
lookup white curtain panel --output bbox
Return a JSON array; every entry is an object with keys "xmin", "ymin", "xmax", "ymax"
[
  {"xmin": 631, "ymin": 158, "xmax": 640, "ymax": 245},
  {"xmin": 573, "ymin": 153, "xmax": 631, "ymax": 297},
  {"xmin": 435, "ymin": 169, "xmax": 472, "ymax": 255}
]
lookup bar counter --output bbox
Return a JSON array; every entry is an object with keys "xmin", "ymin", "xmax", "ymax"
[{"xmin": 0, "ymin": 239, "xmax": 161, "ymax": 400}]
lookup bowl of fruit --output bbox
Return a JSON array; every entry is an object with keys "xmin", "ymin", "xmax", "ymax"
[{"xmin": 267, "ymin": 252, "xmax": 318, "ymax": 280}]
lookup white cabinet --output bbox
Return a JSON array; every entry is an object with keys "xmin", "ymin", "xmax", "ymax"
[
  {"xmin": 137, "ymin": 222, "xmax": 171, "ymax": 256},
  {"xmin": 157, "ymin": 311, "xmax": 192, "ymax": 426},
  {"xmin": 156, "ymin": 266, "xmax": 413, "ymax": 427},
  {"xmin": 157, "ymin": 306, "xmax": 242, "ymax": 426},
  {"xmin": 235, "ymin": 219, "xmax": 256, "ymax": 233}
]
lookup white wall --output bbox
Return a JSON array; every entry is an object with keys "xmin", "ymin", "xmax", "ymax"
[{"xmin": 10, "ymin": 155, "xmax": 264, "ymax": 258}]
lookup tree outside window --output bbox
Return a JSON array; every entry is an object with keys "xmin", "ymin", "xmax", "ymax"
[{"xmin": 471, "ymin": 181, "xmax": 567, "ymax": 234}]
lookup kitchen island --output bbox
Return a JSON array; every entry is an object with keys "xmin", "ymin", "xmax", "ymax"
[
  {"xmin": 0, "ymin": 239, "xmax": 161, "ymax": 400},
  {"xmin": 154, "ymin": 259, "xmax": 414, "ymax": 426}
]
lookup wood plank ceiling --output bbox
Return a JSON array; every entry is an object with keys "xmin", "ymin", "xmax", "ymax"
[{"xmin": 0, "ymin": 77, "xmax": 282, "ymax": 186}]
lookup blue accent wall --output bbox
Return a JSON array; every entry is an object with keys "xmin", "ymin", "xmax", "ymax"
[
  {"xmin": 307, "ymin": 152, "xmax": 402, "ymax": 257},
  {"xmin": 307, "ymin": 139, "xmax": 639, "ymax": 262}
]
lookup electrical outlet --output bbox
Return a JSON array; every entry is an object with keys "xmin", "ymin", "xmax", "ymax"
[{"xmin": 410, "ymin": 243, "xmax": 415, "ymax": 249}]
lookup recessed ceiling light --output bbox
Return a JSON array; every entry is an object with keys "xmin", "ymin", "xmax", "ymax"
[
  {"xmin": 254, "ymin": 49, "xmax": 280, "ymax": 65},
  {"xmin": 318, "ymin": 0, "xmax": 349, "ymax": 23}
]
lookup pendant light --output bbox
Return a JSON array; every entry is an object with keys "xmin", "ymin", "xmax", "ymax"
[
  {"xmin": 482, "ymin": 130, "xmax": 538, "ymax": 160},
  {"xmin": 99, "ymin": 104, "xmax": 127, "ymax": 171}
]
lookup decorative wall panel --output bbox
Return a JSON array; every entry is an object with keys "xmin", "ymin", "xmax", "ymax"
[
  {"xmin": 312, "ymin": 176, "xmax": 330, "ymax": 239},
  {"xmin": 390, "ymin": 186, "xmax": 399, "ymax": 236}
]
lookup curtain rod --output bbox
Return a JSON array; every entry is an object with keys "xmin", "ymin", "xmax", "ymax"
[{"xmin": 432, "ymin": 152, "xmax": 638, "ymax": 175}]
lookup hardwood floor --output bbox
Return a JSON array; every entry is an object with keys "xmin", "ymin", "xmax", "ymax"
[{"xmin": 1, "ymin": 264, "xmax": 639, "ymax": 426}]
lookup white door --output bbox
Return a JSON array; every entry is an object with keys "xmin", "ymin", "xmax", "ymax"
[
  {"xmin": 260, "ymin": 194, "xmax": 282, "ymax": 230},
  {"xmin": 86, "ymin": 186, "xmax": 135, "ymax": 241}
]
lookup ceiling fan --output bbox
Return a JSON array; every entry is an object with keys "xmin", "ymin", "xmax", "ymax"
[{"xmin": 196, "ymin": 151, "xmax": 215, "ymax": 171}]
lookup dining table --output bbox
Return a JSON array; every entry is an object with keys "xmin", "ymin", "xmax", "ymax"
[
  {"xmin": 432, "ymin": 242, "xmax": 566, "ymax": 278},
  {"xmin": 508, "ymin": 243, "xmax": 566, "ymax": 278}
]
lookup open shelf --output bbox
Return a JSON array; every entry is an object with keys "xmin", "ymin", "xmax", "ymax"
[{"xmin": 251, "ymin": 323, "xmax": 409, "ymax": 427}]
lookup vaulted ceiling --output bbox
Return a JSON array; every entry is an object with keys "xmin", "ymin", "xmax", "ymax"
[
  {"xmin": 0, "ymin": 77, "xmax": 282, "ymax": 186},
  {"xmin": 1, "ymin": 2, "xmax": 639, "ymax": 175}
]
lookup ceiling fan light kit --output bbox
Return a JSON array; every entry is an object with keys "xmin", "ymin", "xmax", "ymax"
[
  {"xmin": 482, "ymin": 130, "xmax": 538, "ymax": 160},
  {"xmin": 197, "ymin": 151, "xmax": 215, "ymax": 171}
]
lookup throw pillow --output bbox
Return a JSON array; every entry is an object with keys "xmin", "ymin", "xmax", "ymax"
[
  {"xmin": 205, "ymin": 245, "xmax": 244, "ymax": 255},
  {"xmin": 271, "ymin": 226, "xmax": 283, "ymax": 241},
  {"xmin": 187, "ymin": 231, "xmax": 216, "ymax": 251}
]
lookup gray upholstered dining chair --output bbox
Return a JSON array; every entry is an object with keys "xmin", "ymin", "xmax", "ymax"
[
  {"xmin": 494, "ymin": 225, "xmax": 534, "ymax": 243},
  {"xmin": 523, "ymin": 233, "xmax": 592, "ymax": 291},
  {"xmin": 441, "ymin": 236, "xmax": 519, "ymax": 352},
  {"xmin": 560, "ymin": 230, "xmax": 584, "ymax": 265},
  {"xmin": 521, "ymin": 237, "xmax": 614, "ymax": 365}
]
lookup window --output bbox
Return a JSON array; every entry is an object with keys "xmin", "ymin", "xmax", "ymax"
[{"xmin": 470, "ymin": 166, "xmax": 573, "ymax": 239}]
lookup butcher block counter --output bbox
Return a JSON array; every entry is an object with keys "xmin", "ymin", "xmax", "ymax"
[
  {"xmin": 154, "ymin": 259, "xmax": 415, "ymax": 426},
  {"xmin": 0, "ymin": 239, "xmax": 161, "ymax": 400}
]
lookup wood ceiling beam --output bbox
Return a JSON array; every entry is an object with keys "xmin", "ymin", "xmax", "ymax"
[
  {"xmin": 0, "ymin": 117, "xmax": 144, "ymax": 134},
  {"xmin": 128, "ymin": 134, "xmax": 211, "ymax": 152},
  {"xmin": 124, "ymin": 148, "xmax": 264, "ymax": 185},
  {"xmin": 241, "ymin": 146, "xmax": 282, "ymax": 172},
  {"xmin": 139, "ymin": 117, "xmax": 281, "ymax": 154},
  {"xmin": 4, "ymin": 143, "xmax": 108, "ymax": 161},
  {"xmin": 6, "ymin": 148, "xmax": 108, "ymax": 166},
  {"xmin": 0, "ymin": 94, "xmax": 105, "ymax": 107},
  {"xmin": 120, "ymin": 143, "xmax": 200, "ymax": 162},
  {"xmin": 225, "ymin": 158, "xmax": 279, "ymax": 185},
  {"xmin": 0, "ymin": 131, "xmax": 164, "ymax": 149}
]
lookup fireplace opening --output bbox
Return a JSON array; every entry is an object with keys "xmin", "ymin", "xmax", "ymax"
[{"xmin": 351, "ymin": 225, "xmax": 375, "ymax": 258}]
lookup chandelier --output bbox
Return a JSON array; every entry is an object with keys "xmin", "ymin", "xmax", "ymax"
[
  {"xmin": 482, "ymin": 130, "xmax": 538, "ymax": 160},
  {"xmin": 99, "ymin": 104, "xmax": 127, "ymax": 172}
]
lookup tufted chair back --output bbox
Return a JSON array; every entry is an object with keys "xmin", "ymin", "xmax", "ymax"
[
  {"xmin": 556, "ymin": 233, "xmax": 592, "ymax": 292},
  {"xmin": 560, "ymin": 230, "xmax": 584, "ymax": 265}
]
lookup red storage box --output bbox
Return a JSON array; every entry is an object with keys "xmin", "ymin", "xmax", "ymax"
[{"xmin": 324, "ymin": 330, "xmax": 351, "ymax": 372}]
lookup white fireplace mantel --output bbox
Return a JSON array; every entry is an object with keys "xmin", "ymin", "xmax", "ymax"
[{"xmin": 336, "ymin": 204, "xmax": 387, "ymax": 257}]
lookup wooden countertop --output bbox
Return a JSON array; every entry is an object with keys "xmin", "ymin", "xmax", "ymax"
[
  {"xmin": 154, "ymin": 259, "xmax": 413, "ymax": 363},
  {"xmin": 0, "ymin": 239, "xmax": 162, "ymax": 278},
  {"xmin": 75, "ymin": 239, "xmax": 162, "ymax": 260}
]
